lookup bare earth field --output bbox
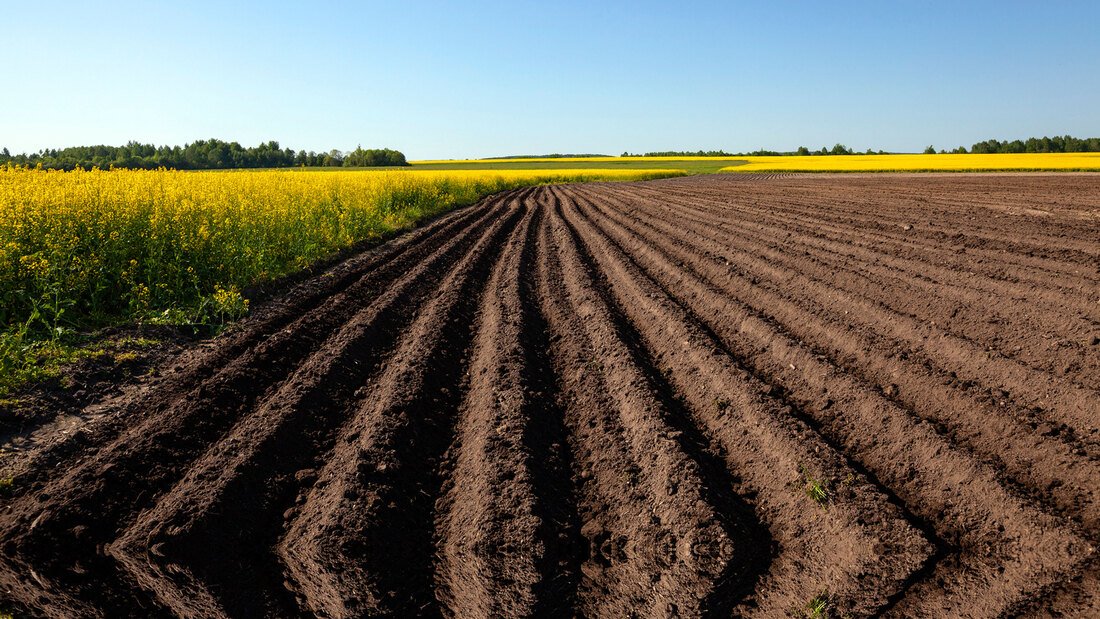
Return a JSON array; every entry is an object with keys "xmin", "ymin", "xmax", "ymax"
[{"xmin": 1, "ymin": 174, "xmax": 1098, "ymax": 618}]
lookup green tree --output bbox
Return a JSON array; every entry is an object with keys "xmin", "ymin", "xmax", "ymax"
[
  {"xmin": 344, "ymin": 147, "xmax": 408, "ymax": 167},
  {"xmin": 923, "ymin": 145, "xmax": 936, "ymax": 154}
]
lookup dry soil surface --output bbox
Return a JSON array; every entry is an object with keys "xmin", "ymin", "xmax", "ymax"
[{"xmin": 1, "ymin": 174, "xmax": 1098, "ymax": 618}]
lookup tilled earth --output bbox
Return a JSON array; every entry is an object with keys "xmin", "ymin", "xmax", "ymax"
[{"xmin": 1, "ymin": 174, "xmax": 1098, "ymax": 618}]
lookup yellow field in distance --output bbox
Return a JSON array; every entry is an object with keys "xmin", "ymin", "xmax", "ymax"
[
  {"xmin": 411, "ymin": 156, "xmax": 734, "ymax": 164},
  {"xmin": 721, "ymin": 152, "xmax": 1100, "ymax": 173}
]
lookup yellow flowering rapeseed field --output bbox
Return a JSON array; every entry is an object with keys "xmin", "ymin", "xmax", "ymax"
[
  {"xmin": 412, "ymin": 153, "xmax": 1100, "ymax": 175},
  {"xmin": 720, "ymin": 152, "xmax": 1100, "ymax": 173},
  {"xmin": 412, "ymin": 156, "xmax": 735, "ymax": 164},
  {"xmin": 0, "ymin": 165, "xmax": 683, "ymax": 393}
]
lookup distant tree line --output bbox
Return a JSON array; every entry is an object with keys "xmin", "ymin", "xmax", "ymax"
[
  {"xmin": 490, "ymin": 153, "xmax": 611, "ymax": 159},
  {"xmin": 622, "ymin": 146, "xmax": 878, "ymax": 157},
  {"xmin": 794, "ymin": 145, "xmax": 869, "ymax": 156},
  {"xmin": 341, "ymin": 147, "xmax": 408, "ymax": 167},
  {"xmin": 924, "ymin": 136, "xmax": 1100, "ymax": 155},
  {"xmin": 620, "ymin": 136, "xmax": 1100, "ymax": 157},
  {"xmin": 967, "ymin": 135, "xmax": 1100, "ymax": 154},
  {"xmin": 624, "ymin": 150, "xmax": 736, "ymax": 157},
  {"xmin": 0, "ymin": 139, "xmax": 408, "ymax": 170}
]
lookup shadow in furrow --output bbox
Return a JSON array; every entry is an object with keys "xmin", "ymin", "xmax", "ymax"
[
  {"xmin": 552, "ymin": 193, "xmax": 774, "ymax": 615},
  {"xmin": 516, "ymin": 197, "xmax": 585, "ymax": 616}
]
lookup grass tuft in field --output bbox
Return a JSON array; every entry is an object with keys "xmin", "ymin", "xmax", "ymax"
[
  {"xmin": 800, "ymin": 465, "xmax": 831, "ymax": 508},
  {"xmin": 802, "ymin": 592, "xmax": 833, "ymax": 618}
]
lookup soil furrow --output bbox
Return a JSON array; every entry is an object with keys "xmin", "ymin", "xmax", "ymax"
[
  {"xmin": 536, "ymin": 190, "xmax": 753, "ymax": 617},
  {"xmin": 432, "ymin": 193, "xmax": 583, "ymax": 617},
  {"xmin": 594, "ymin": 183, "xmax": 1100, "ymax": 452},
  {"xmin": 101, "ymin": 193, "xmax": 530, "ymax": 618},
  {"xmin": 578, "ymin": 184, "xmax": 1100, "ymax": 531},
  {"xmin": 611, "ymin": 181, "xmax": 1100, "ymax": 351},
  {"xmin": 506, "ymin": 195, "xmax": 586, "ymax": 615},
  {"xmin": 636, "ymin": 176, "xmax": 1100, "ymax": 268},
  {"xmin": 554, "ymin": 185, "xmax": 935, "ymax": 616},
  {"xmin": 544, "ymin": 188, "xmax": 770, "ymax": 615},
  {"xmin": 561, "ymin": 184, "xmax": 1094, "ymax": 616},
  {"xmin": 276, "ymin": 197, "xmax": 526, "ymax": 618},
  {"xmin": 616, "ymin": 181, "xmax": 1095, "ymax": 362},
  {"xmin": 607, "ymin": 184, "xmax": 1099, "ymax": 386},
  {"xmin": 0, "ymin": 194, "xmax": 514, "ymax": 618},
  {"xmin": 0, "ymin": 200, "xmax": 498, "ymax": 492},
  {"xmin": 619, "ymin": 181, "xmax": 1100, "ymax": 311}
]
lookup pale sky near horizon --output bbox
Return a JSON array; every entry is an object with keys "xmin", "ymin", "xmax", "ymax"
[{"xmin": 3, "ymin": 1, "xmax": 1098, "ymax": 159}]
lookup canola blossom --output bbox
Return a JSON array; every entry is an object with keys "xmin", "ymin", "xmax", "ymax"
[
  {"xmin": 720, "ymin": 152, "xmax": 1100, "ymax": 173},
  {"xmin": 0, "ymin": 166, "xmax": 684, "ymax": 335},
  {"xmin": 411, "ymin": 156, "xmax": 742, "ymax": 164}
]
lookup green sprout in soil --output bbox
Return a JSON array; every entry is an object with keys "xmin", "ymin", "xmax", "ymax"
[
  {"xmin": 802, "ymin": 591, "xmax": 832, "ymax": 618},
  {"xmin": 801, "ymin": 465, "xmax": 831, "ymax": 508}
]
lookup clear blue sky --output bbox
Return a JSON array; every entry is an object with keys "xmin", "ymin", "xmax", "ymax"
[{"xmin": 3, "ymin": 1, "xmax": 1098, "ymax": 158}]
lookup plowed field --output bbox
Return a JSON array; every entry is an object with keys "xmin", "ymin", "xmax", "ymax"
[{"xmin": 2, "ymin": 174, "xmax": 1098, "ymax": 618}]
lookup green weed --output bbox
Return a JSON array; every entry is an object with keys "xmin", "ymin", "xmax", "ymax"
[
  {"xmin": 802, "ymin": 592, "xmax": 831, "ymax": 618},
  {"xmin": 801, "ymin": 465, "xmax": 831, "ymax": 508}
]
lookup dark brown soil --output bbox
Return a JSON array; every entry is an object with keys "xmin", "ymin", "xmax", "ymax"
[{"xmin": 1, "ymin": 174, "xmax": 1097, "ymax": 618}]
